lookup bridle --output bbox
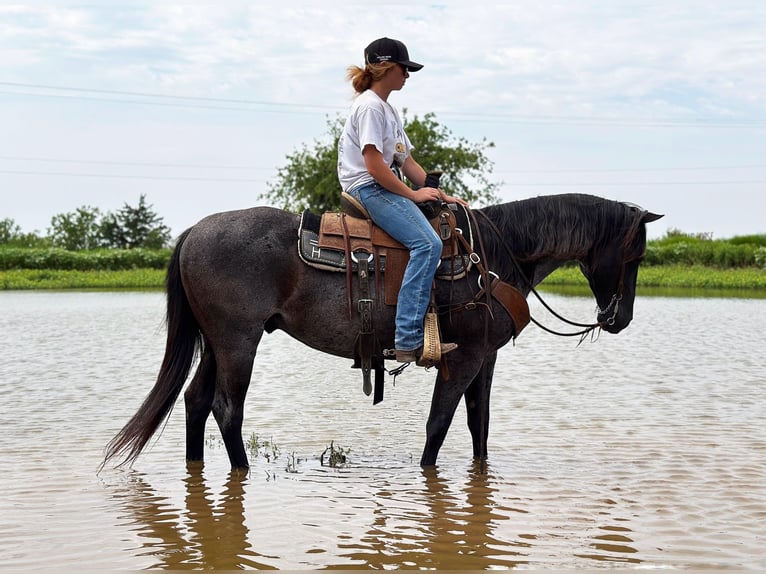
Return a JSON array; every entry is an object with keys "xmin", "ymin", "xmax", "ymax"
[
  {"xmin": 474, "ymin": 209, "xmax": 638, "ymax": 340},
  {"xmin": 596, "ymin": 292, "xmax": 623, "ymax": 327}
]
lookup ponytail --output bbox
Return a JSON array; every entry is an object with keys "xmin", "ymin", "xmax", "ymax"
[{"xmin": 346, "ymin": 62, "xmax": 396, "ymax": 94}]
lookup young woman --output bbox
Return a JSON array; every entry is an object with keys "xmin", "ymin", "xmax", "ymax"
[{"xmin": 337, "ymin": 37, "xmax": 468, "ymax": 364}]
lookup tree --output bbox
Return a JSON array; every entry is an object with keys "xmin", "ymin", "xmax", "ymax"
[
  {"xmin": 46, "ymin": 195, "xmax": 172, "ymax": 251},
  {"xmin": 0, "ymin": 218, "xmax": 47, "ymax": 247},
  {"xmin": 99, "ymin": 194, "xmax": 171, "ymax": 249},
  {"xmin": 263, "ymin": 112, "xmax": 500, "ymax": 213},
  {"xmin": 48, "ymin": 206, "xmax": 103, "ymax": 250},
  {"xmin": 0, "ymin": 218, "xmax": 22, "ymax": 244},
  {"xmin": 402, "ymin": 112, "xmax": 500, "ymax": 205}
]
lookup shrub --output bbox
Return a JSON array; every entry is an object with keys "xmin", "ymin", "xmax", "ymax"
[{"xmin": 0, "ymin": 247, "xmax": 170, "ymax": 271}]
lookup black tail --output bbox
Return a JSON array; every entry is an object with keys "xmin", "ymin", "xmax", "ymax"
[{"xmin": 102, "ymin": 228, "xmax": 201, "ymax": 468}]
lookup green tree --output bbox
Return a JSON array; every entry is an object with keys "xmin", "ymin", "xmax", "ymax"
[
  {"xmin": 0, "ymin": 218, "xmax": 46, "ymax": 247},
  {"xmin": 263, "ymin": 112, "xmax": 500, "ymax": 213},
  {"xmin": 48, "ymin": 206, "xmax": 102, "ymax": 250},
  {"xmin": 46, "ymin": 195, "xmax": 171, "ymax": 251},
  {"xmin": 0, "ymin": 218, "xmax": 21, "ymax": 244},
  {"xmin": 99, "ymin": 194, "xmax": 171, "ymax": 249},
  {"xmin": 403, "ymin": 112, "xmax": 500, "ymax": 205}
]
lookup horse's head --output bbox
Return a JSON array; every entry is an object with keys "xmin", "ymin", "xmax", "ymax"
[{"xmin": 579, "ymin": 205, "xmax": 663, "ymax": 334}]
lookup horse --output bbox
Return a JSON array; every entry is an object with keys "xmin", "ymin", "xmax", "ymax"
[{"xmin": 103, "ymin": 193, "xmax": 662, "ymax": 471}]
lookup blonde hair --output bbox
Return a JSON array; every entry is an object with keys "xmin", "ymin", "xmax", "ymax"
[{"xmin": 346, "ymin": 62, "xmax": 397, "ymax": 94}]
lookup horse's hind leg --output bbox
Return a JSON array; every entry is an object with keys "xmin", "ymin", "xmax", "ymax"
[
  {"xmin": 184, "ymin": 347, "xmax": 216, "ymax": 463},
  {"xmin": 211, "ymin": 347, "xmax": 258, "ymax": 471}
]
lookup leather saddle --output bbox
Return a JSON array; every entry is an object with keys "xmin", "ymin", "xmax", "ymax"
[
  {"xmin": 296, "ymin": 182, "xmax": 530, "ymax": 404},
  {"xmin": 296, "ymin": 190, "xmax": 472, "ymax": 404},
  {"xmin": 298, "ymin": 196, "xmax": 472, "ymax": 306}
]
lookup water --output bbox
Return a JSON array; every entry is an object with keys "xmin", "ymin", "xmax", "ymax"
[{"xmin": 0, "ymin": 290, "xmax": 764, "ymax": 570}]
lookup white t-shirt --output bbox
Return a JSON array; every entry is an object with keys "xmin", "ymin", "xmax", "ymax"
[{"xmin": 337, "ymin": 89, "xmax": 413, "ymax": 192}]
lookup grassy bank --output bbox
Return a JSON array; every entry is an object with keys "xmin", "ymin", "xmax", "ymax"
[
  {"xmin": 2, "ymin": 265, "xmax": 765, "ymax": 295},
  {"xmin": 0, "ymin": 268, "xmax": 165, "ymax": 290},
  {"xmin": 544, "ymin": 264, "xmax": 766, "ymax": 290}
]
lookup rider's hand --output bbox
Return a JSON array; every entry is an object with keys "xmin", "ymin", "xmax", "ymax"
[
  {"xmin": 441, "ymin": 193, "xmax": 470, "ymax": 208},
  {"xmin": 412, "ymin": 186, "xmax": 442, "ymax": 203}
]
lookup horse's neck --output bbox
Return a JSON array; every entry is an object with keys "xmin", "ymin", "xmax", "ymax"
[
  {"xmin": 480, "ymin": 200, "xmax": 595, "ymax": 290},
  {"xmin": 528, "ymin": 258, "xmax": 571, "ymax": 288}
]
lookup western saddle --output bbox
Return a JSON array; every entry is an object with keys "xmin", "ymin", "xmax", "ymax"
[{"xmin": 297, "ymin": 175, "xmax": 530, "ymax": 403}]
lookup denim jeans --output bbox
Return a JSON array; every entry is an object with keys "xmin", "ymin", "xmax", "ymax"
[{"xmin": 348, "ymin": 182, "xmax": 443, "ymax": 351}]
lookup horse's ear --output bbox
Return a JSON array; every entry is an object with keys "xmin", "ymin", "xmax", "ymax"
[{"xmin": 642, "ymin": 211, "xmax": 664, "ymax": 223}]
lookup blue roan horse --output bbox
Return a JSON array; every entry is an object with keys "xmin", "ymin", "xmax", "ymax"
[{"xmin": 104, "ymin": 193, "xmax": 662, "ymax": 471}]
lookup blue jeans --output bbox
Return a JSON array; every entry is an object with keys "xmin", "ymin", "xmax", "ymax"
[{"xmin": 349, "ymin": 182, "xmax": 443, "ymax": 351}]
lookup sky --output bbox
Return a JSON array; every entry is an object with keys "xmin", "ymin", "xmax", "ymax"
[{"xmin": 1, "ymin": 1, "xmax": 765, "ymax": 240}]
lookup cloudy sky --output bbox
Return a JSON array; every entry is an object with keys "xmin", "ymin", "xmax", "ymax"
[{"xmin": 2, "ymin": 1, "xmax": 765, "ymax": 240}]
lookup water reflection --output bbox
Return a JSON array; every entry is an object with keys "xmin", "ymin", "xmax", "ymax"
[
  {"xmin": 113, "ymin": 464, "xmax": 275, "ymax": 570},
  {"xmin": 336, "ymin": 462, "xmax": 530, "ymax": 569},
  {"xmin": 110, "ymin": 461, "xmax": 538, "ymax": 570},
  {"xmin": 576, "ymin": 525, "xmax": 640, "ymax": 564},
  {"xmin": 4, "ymin": 291, "xmax": 764, "ymax": 569}
]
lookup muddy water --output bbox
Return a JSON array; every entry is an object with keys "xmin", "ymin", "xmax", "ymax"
[{"xmin": 0, "ymin": 290, "xmax": 764, "ymax": 570}]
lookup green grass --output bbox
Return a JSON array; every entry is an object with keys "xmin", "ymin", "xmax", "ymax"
[
  {"xmin": 2, "ymin": 264, "xmax": 766, "ymax": 296},
  {"xmin": 0, "ymin": 268, "xmax": 165, "ymax": 290},
  {"xmin": 541, "ymin": 265, "xmax": 766, "ymax": 298}
]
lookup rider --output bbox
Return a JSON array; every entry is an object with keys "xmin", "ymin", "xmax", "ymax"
[{"xmin": 337, "ymin": 37, "xmax": 468, "ymax": 364}]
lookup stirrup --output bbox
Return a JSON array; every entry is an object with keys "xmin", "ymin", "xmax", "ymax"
[
  {"xmin": 420, "ymin": 310, "xmax": 442, "ymax": 363},
  {"xmin": 417, "ymin": 343, "xmax": 458, "ymax": 367}
]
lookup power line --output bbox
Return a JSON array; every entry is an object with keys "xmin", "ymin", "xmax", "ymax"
[
  {"xmin": 2, "ymin": 80, "xmax": 764, "ymax": 127},
  {"xmin": 439, "ymin": 111, "xmax": 765, "ymax": 128},
  {"xmin": 2, "ymin": 168, "xmax": 763, "ymax": 187},
  {"xmin": 0, "ymin": 154, "xmax": 272, "ymax": 171},
  {"xmin": 4, "ymin": 154, "xmax": 764, "ymax": 176},
  {"xmin": 0, "ymin": 169, "xmax": 266, "ymax": 183},
  {"xmin": 494, "ymin": 164, "xmax": 766, "ymax": 175},
  {"xmin": 499, "ymin": 180, "xmax": 765, "ymax": 187},
  {"xmin": 0, "ymin": 81, "xmax": 340, "ymax": 111},
  {"xmin": 0, "ymin": 90, "xmax": 338, "ymax": 116}
]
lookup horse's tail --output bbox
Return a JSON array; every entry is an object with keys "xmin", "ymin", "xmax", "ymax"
[{"xmin": 102, "ymin": 228, "xmax": 201, "ymax": 469}]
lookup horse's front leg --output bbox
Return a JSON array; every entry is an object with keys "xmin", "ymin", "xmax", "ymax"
[
  {"xmin": 463, "ymin": 351, "xmax": 498, "ymax": 460},
  {"xmin": 420, "ymin": 358, "xmax": 483, "ymax": 466}
]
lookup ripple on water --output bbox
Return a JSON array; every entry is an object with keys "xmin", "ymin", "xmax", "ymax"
[{"xmin": 0, "ymin": 291, "xmax": 764, "ymax": 569}]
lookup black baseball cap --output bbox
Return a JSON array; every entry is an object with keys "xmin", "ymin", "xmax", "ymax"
[{"xmin": 364, "ymin": 37, "xmax": 423, "ymax": 72}]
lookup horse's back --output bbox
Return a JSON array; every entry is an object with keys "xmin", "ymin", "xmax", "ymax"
[{"xmin": 177, "ymin": 206, "xmax": 300, "ymax": 314}]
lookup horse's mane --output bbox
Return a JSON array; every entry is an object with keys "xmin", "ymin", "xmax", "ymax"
[{"xmin": 477, "ymin": 193, "xmax": 647, "ymax": 277}]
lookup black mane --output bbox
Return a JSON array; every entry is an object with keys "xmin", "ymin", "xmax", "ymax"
[{"xmin": 478, "ymin": 193, "xmax": 647, "ymax": 278}]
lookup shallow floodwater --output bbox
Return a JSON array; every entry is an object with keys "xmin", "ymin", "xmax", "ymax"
[{"xmin": 0, "ymin": 290, "xmax": 764, "ymax": 570}]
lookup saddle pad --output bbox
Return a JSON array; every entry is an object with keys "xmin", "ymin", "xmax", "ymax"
[{"xmin": 298, "ymin": 210, "xmax": 386, "ymax": 273}]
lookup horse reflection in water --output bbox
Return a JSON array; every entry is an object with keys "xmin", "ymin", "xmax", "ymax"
[
  {"xmin": 339, "ymin": 461, "xmax": 530, "ymax": 569},
  {"xmin": 340, "ymin": 462, "xmax": 642, "ymax": 568},
  {"xmin": 109, "ymin": 463, "xmax": 527, "ymax": 569},
  {"xmin": 112, "ymin": 467, "xmax": 272, "ymax": 570},
  {"xmin": 103, "ymin": 193, "xmax": 662, "ymax": 471},
  {"xmin": 109, "ymin": 461, "xmax": 642, "ymax": 569}
]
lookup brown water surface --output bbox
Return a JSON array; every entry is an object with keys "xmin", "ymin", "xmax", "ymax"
[{"xmin": 0, "ymin": 291, "xmax": 764, "ymax": 569}]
